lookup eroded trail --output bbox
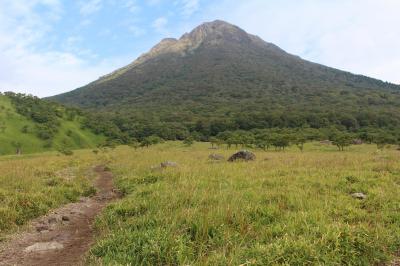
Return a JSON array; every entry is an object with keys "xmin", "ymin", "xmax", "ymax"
[{"xmin": 0, "ymin": 165, "xmax": 118, "ymax": 266}]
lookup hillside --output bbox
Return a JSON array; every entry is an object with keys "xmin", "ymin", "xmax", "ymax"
[
  {"xmin": 0, "ymin": 93, "xmax": 104, "ymax": 155},
  {"xmin": 50, "ymin": 20, "xmax": 400, "ymax": 140}
]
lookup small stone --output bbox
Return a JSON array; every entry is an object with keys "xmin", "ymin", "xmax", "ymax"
[
  {"xmin": 24, "ymin": 242, "xmax": 64, "ymax": 253},
  {"xmin": 208, "ymin": 154, "xmax": 225, "ymax": 161},
  {"xmin": 351, "ymin": 192, "xmax": 367, "ymax": 200},
  {"xmin": 36, "ymin": 224, "xmax": 49, "ymax": 232},
  {"xmin": 61, "ymin": 215, "xmax": 70, "ymax": 221},
  {"xmin": 160, "ymin": 161, "xmax": 178, "ymax": 168},
  {"xmin": 48, "ymin": 217, "xmax": 58, "ymax": 224}
]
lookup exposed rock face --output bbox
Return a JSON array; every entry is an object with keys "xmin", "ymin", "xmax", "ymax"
[{"xmin": 228, "ymin": 150, "xmax": 256, "ymax": 162}]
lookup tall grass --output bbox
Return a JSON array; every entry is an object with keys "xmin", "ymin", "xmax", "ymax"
[
  {"xmin": 0, "ymin": 150, "xmax": 101, "ymax": 237},
  {"xmin": 89, "ymin": 142, "xmax": 400, "ymax": 265}
]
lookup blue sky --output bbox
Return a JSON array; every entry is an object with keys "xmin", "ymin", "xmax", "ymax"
[{"xmin": 1, "ymin": 0, "xmax": 400, "ymax": 97}]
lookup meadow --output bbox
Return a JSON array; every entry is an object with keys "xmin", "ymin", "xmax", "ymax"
[
  {"xmin": 88, "ymin": 142, "xmax": 400, "ymax": 265},
  {"xmin": 0, "ymin": 150, "xmax": 102, "ymax": 237},
  {"xmin": 0, "ymin": 142, "xmax": 399, "ymax": 265}
]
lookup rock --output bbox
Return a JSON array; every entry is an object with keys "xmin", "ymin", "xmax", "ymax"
[
  {"xmin": 228, "ymin": 150, "xmax": 256, "ymax": 162},
  {"xmin": 351, "ymin": 192, "xmax": 367, "ymax": 200},
  {"xmin": 160, "ymin": 161, "xmax": 178, "ymax": 168},
  {"xmin": 352, "ymin": 139, "xmax": 363, "ymax": 145},
  {"xmin": 24, "ymin": 242, "xmax": 64, "ymax": 253},
  {"xmin": 61, "ymin": 215, "xmax": 70, "ymax": 221},
  {"xmin": 35, "ymin": 224, "xmax": 49, "ymax": 232},
  {"xmin": 150, "ymin": 165, "xmax": 163, "ymax": 171},
  {"xmin": 208, "ymin": 154, "xmax": 225, "ymax": 161},
  {"xmin": 48, "ymin": 217, "xmax": 58, "ymax": 224}
]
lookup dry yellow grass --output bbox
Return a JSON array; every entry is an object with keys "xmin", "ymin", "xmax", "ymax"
[
  {"xmin": 1, "ymin": 143, "xmax": 399, "ymax": 265},
  {"xmin": 0, "ymin": 150, "xmax": 104, "ymax": 237},
  {"xmin": 89, "ymin": 142, "xmax": 400, "ymax": 265}
]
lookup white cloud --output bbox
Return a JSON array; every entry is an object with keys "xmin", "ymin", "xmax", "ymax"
[
  {"xmin": 152, "ymin": 16, "xmax": 168, "ymax": 34},
  {"xmin": 0, "ymin": 0, "xmax": 125, "ymax": 97},
  {"xmin": 128, "ymin": 25, "xmax": 146, "ymax": 37},
  {"xmin": 0, "ymin": 48, "xmax": 126, "ymax": 97},
  {"xmin": 79, "ymin": 0, "xmax": 103, "ymax": 16},
  {"xmin": 179, "ymin": 0, "xmax": 200, "ymax": 17},
  {"xmin": 124, "ymin": 0, "xmax": 140, "ymax": 13}
]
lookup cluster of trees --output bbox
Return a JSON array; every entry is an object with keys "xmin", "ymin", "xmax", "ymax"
[
  {"xmin": 206, "ymin": 127, "xmax": 399, "ymax": 151},
  {"xmin": 4, "ymin": 93, "xmax": 400, "ymax": 152}
]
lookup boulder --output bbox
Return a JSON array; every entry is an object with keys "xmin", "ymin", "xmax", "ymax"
[
  {"xmin": 228, "ymin": 150, "xmax": 256, "ymax": 162},
  {"xmin": 208, "ymin": 154, "xmax": 225, "ymax": 161}
]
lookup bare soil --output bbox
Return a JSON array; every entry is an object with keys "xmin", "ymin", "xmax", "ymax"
[{"xmin": 0, "ymin": 165, "xmax": 119, "ymax": 266}]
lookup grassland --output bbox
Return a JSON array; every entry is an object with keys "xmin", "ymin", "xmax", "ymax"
[
  {"xmin": 0, "ymin": 95, "xmax": 104, "ymax": 155},
  {"xmin": 0, "ymin": 149, "xmax": 104, "ymax": 237},
  {"xmin": 0, "ymin": 142, "xmax": 399, "ymax": 265},
  {"xmin": 88, "ymin": 142, "xmax": 400, "ymax": 265}
]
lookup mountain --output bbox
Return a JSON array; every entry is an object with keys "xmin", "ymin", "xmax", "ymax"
[
  {"xmin": 0, "ymin": 93, "xmax": 104, "ymax": 155},
  {"xmin": 50, "ymin": 20, "xmax": 400, "ymax": 139}
]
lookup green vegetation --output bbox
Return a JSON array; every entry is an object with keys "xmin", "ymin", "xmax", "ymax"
[
  {"xmin": 87, "ymin": 142, "xmax": 400, "ymax": 265},
  {"xmin": 0, "ymin": 93, "xmax": 104, "ymax": 155},
  {"xmin": 50, "ymin": 21, "xmax": 400, "ymax": 144}
]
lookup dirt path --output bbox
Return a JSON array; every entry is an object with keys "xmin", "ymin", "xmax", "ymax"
[{"xmin": 0, "ymin": 165, "xmax": 119, "ymax": 266}]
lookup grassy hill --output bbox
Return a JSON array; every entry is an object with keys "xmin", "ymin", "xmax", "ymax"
[{"xmin": 0, "ymin": 94, "xmax": 104, "ymax": 155}]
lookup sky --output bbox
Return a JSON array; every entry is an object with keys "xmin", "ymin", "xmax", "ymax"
[{"xmin": 0, "ymin": 0, "xmax": 400, "ymax": 97}]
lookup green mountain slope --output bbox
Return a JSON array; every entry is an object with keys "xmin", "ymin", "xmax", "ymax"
[
  {"xmin": 0, "ymin": 94, "xmax": 104, "ymax": 155},
  {"xmin": 50, "ymin": 20, "xmax": 400, "ymax": 139}
]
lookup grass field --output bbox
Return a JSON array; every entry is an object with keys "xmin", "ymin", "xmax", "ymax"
[
  {"xmin": 0, "ymin": 150, "xmax": 104, "ymax": 237},
  {"xmin": 88, "ymin": 142, "xmax": 400, "ymax": 265},
  {"xmin": 0, "ymin": 142, "xmax": 399, "ymax": 265}
]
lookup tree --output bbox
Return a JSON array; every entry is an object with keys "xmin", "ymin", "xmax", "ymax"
[
  {"xmin": 140, "ymin": 135, "xmax": 163, "ymax": 148},
  {"xmin": 209, "ymin": 137, "xmax": 219, "ymax": 148},
  {"xmin": 331, "ymin": 132, "xmax": 353, "ymax": 151},
  {"xmin": 11, "ymin": 141, "xmax": 22, "ymax": 155},
  {"xmin": 128, "ymin": 139, "xmax": 140, "ymax": 150},
  {"xmin": 271, "ymin": 134, "xmax": 290, "ymax": 150},
  {"xmin": 254, "ymin": 132, "xmax": 272, "ymax": 151},
  {"xmin": 293, "ymin": 133, "xmax": 307, "ymax": 152},
  {"xmin": 373, "ymin": 133, "xmax": 396, "ymax": 149},
  {"xmin": 183, "ymin": 136, "xmax": 194, "ymax": 146}
]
